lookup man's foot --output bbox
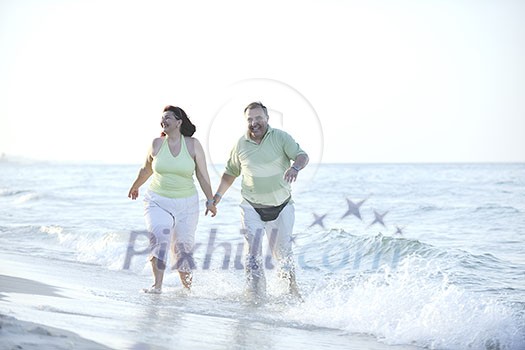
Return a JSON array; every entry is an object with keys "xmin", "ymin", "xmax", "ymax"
[
  {"xmin": 289, "ymin": 286, "xmax": 304, "ymax": 302},
  {"xmin": 142, "ymin": 286, "xmax": 162, "ymax": 294},
  {"xmin": 244, "ymin": 288, "xmax": 266, "ymax": 305},
  {"xmin": 289, "ymin": 278, "xmax": 304, "ymax": 302}
]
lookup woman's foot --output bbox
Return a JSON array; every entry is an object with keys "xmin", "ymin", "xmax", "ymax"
[{"xmin": 142, "ymin": 285, "xmax": 162, "ymax": 294}]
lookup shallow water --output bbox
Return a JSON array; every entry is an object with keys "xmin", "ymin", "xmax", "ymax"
[{"xmin": 1, "ymin": 161, "xmax": 524, "ymax": 349}]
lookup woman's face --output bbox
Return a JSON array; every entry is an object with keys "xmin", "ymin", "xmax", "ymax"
[{"xmin": 160, "ymin": 111, "xmax": 181, "ymax": 133}]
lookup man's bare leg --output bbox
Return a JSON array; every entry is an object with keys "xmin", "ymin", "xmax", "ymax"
[
  {"xmin": 179, "ymin": 271, "xmax": 192, "ymax": 290},
  {"xmin": 288, "ymin": 271, "xmax": 303, "ymax": 301}
]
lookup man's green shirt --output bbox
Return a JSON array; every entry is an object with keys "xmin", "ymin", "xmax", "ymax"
[{"xmin": 225, "ymin": 126, "xmax": 306, "ymax": 206}]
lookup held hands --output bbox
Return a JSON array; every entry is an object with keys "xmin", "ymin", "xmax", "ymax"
[
  {"xmin": 205, "ymin": 199, "xmax": 217, "ymax": 217},
  {"xmin": 205, "ymin": 193, "xmax": 222, "ymax": 217},
  {"xmin": 212, "ymin": 193, "xmax": 222, "ymax": 205}
]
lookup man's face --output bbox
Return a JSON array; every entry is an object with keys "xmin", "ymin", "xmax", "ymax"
[{"xmin": 245, "ymin": 107, "xmax": 269, "ymax": 140}]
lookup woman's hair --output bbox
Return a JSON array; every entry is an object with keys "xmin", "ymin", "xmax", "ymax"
[{"xmin": 162, "ymin": 105, "xmax": 196, "ymax": 137}]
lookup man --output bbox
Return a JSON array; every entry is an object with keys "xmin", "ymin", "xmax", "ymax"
[{"xmin": 213, "ymin": 101, "xmax": 309, "ymax": 299}]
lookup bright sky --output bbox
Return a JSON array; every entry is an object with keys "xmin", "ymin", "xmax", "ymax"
[{"xmin": 1, "ymin": 0, "xmax": 524, "ymax": 164}]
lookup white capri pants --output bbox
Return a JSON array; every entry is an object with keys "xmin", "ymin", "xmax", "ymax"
[
  {"xmin": 143, "ymin": 190, "xmax": 199, "ymax": 272},
  {"xmin": 240, "ymin": 199, "xmax": 296, "ymax": 291}
]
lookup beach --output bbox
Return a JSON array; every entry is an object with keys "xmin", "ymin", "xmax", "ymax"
[
  {"xmin": 0, "ymin": 251, "xmax": 417, "ymax": 350},
  {"xmin": 0, "ymin": 272, "xmax": 112, "ymax": 350},
  {"xmin": 1, "ymin": 161, "xmax": 524, "ymax": 349}
]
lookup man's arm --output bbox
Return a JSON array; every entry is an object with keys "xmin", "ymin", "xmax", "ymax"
[
  {"xmin": 292, "ymin": 153, "xmax": 309, "ymax": 171},
  {"xmin": 213, "ymin": 173, "xmax": 237, "ymax": 205},
  {"xmin": 284, "ymin": 153, "xmax": 309, "ymax": 183}
]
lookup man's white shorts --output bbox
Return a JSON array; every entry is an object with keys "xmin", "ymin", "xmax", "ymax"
[{"xmin": 240, "ymin": 199, "xmax": 296, "ymax": 274}]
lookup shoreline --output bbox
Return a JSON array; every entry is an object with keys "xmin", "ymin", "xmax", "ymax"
[
  {"xmin": 0, "ymin": 274, "xmax": 112, "ymax": 350},
  {"xmin": 0, "ymin": 313, "xmax": 112, "ymax": 350},
  {"xmin": 0, "ymin": 251, "xmax": 424, "ymax": 350}
]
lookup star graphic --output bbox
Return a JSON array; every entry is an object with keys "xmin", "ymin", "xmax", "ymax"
[
  {"xmin": 289, "ymin": 234, "xmax": 298, "ymax": 244},
  {"xmin": 368, "ymin": 210, "xmax": 388, "ymax": 227},
  {"xmin": 309, "ymin": 213, "xmax": 327, "ymax": 229},
  {"xmin": 341, "ymin": 198, "xmax": 366, "ymax": 220},
  {"xmin": 394, "ymin": 226, "xmax": 405, "ymax": 236}
]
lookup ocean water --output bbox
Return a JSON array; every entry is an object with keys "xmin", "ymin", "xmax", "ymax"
[{"xmin": 0, "ymin": 160, "xmax": 524, "ymax": 349}]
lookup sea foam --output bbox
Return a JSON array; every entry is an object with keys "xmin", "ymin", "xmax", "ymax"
[{"xmin": 286, "ymin": 255, "xmax": 524, "ymax": 349}]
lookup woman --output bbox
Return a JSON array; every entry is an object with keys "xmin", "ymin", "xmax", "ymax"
[{"xmin": 128, "ymin": 105, "xmax": 217, "ymax": 294}]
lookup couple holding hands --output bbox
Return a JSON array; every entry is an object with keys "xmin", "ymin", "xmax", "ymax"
[{"xmin": 128, "ymin": 102, "xmax": 309, "ymax": 299}]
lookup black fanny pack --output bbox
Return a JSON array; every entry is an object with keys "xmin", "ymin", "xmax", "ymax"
[{"xmin": 246, "ymin": 197, "xmax": 291, "ymax": 222}]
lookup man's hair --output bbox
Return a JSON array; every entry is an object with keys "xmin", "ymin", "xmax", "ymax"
[{"xmin": 244, "ymin": 101, "xmax": 268, "ymax": 116}]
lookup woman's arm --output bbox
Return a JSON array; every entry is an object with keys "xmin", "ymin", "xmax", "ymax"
[
  {"xmin": 128, "ymin": 141, "xmax": 156, "ymax": 200},
  {"xmin": 193, "ymin": 138, "xmax": 217, "ymax": 216}
]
